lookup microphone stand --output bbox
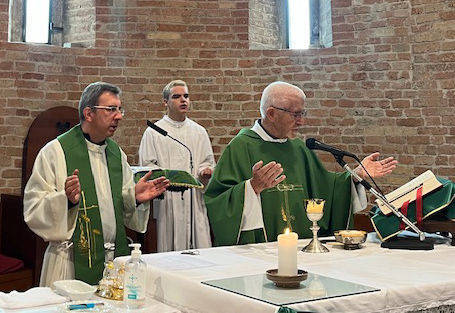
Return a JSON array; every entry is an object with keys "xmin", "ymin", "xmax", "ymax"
[
  {"xmin": 333, "ymin": 154, "xmax": 426, "ymax": 241},
  {"xmin": 167, "ymin": 137, "xmax": 194, "ymax": 251},
  {"xmin": 147, "ymin": 121, "xmax": 195, "ymax": 250}
]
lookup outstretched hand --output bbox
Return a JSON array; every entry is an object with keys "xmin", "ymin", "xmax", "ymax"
[
  {"xmin": 250, "ymin": 160, "xmax": 286, "ymax": 195},
  {"xmin": 355, "ymin": 152, "xmax": 398, "ymax": 180},
  {"xmin": 135, "ymin": 171, "xmax": 170, "ymax": 203},
  {"xmin": 65, "ymin": 169, "xmax": 80, "ymax": 204}
]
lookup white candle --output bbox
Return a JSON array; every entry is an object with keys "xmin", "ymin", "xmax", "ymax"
[{"xmin": 277, "ymin": 228, "xmax": 298, "ymax": 276}]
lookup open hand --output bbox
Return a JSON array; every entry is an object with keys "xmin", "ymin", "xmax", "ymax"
[
  {"xmin": 250, "ymin": 160, "xmax": 286, "ymax": 194},
  {"xmin": 135, "ymin": 171, "xmax": 170, "ymax": 203},
  {"xmin": 355, "ymin": 152, "xmax": 398, "ymax": 180}
]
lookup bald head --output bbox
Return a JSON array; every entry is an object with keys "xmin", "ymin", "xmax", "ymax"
[{"xmin": 260, "ymin": 81, "xmax": 306, "ymax": 119}]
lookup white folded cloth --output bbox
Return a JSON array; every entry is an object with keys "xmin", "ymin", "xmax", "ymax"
[{"xmin": 0, "ymin": 287, "xmax": 67, "ymax": 309}]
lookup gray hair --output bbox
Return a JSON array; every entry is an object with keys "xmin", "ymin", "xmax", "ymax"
[
  {"xmin": 78, "ymin": 82, "xmax": 121, "ymax": 121},
  {"xmin": 162, "ymin": 80, "xmax": 188, "ymax": 100},
  {"xmin": 259, "ymin": 81, "xmax": 306, "ymax": 119}
]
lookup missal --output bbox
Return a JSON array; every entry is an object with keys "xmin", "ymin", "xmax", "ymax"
[{"xmin": 375, "ymin": 170, "xmax": 442, "ymax": 215}]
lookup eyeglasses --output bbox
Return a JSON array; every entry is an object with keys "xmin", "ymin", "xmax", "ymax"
[
  {"xmin": 93, "ymin": 106, "xmax": 125, "ymax": 116},
  {"xmin": 170, "ymin": 93, "xmax": 189, "ymax": 99},
  {"xmin": 271, "ymin": 106, "xmax": 307, "ymax": 119}
]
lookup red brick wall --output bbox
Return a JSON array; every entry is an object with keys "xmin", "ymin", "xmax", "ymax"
[{"xmin": 0, "ymin": 0, "xmax": 454, "ymax": 195}]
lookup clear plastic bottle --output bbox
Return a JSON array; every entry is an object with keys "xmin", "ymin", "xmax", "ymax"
[{"xmin": 123, "ymin": 243, "xmax": 146, "ymax": 309}]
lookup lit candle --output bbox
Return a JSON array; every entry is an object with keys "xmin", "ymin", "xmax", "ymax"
[{"xmin": 277, "ymin": 228, "xmax": 298, "ymax": 276}]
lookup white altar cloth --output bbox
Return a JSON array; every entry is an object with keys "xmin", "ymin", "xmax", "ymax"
[
  {"xmin": 0, "ymin": 296, "xmax": 180, "ymax": 313},
  {"xmin": 116, "ymin": 234, "xmax": 455, "ymax": 313}
]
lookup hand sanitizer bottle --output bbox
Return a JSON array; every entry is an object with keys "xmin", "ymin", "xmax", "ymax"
[{"xmin": 123, "ymin": 243, "xmax": 146, "ymax": 309}]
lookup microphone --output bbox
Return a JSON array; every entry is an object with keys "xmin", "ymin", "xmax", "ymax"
[
  {"xmin": 147, "ymin": 120, "xmax": 167, "ymax": 136},
  {"xmin": 146, "ymin": 120, "xmax": 195, "ymax": 250},
  {"xmin": 305, "ymin": 138, "xmax": 358, "ymax": 160}
]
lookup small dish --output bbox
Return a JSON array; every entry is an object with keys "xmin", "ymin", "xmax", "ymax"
[
  {"xmin": 266, "ymin": 269, "xmax": 308, "ymax": 288},
  {"xmin": 53, "ymin": 280, "xmax": 97, "ymax": 301},
  {"xmin": 334, "ymin": 230, "xmax": 367, "ymax": 249}
]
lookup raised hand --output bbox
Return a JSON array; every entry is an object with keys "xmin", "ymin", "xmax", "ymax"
[
  {"xmin": 135, "ymin": 171, "xmax": 170, "ymax": 203},
  {"xmin": 250, "ymin": 160, "xmax": 286, "ymax": 195},
  {"xmin": 355, "ymin": 152, "xmax": 398, "ymax": 180},
  {"xmin": 65, "ymin": 169, "xmax": 81, "ymax": 204}
]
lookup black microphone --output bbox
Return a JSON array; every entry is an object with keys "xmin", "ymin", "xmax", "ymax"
[
  {"xmin": 146, "ymin": 120, "xmax": 196, "ymax": 250},
  {"xmin": 305, "ymin": 138, "xmax": 358, "ymax": 160},
  {"xmin": 147, "ymin": 120, "xmax": 168, "ymax": 136}
]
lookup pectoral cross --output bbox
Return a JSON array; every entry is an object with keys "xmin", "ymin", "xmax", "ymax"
[{"xmin": 265, "ymin": 182, "xmax": 304, "ymax": 231}]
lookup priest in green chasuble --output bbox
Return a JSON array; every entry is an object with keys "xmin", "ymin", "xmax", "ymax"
[
  {"xmin": 204, "ymin": 81, "xmax": 398, "ymax": 246},
  {"xmin": 24, "ymin": 82, "xmax": 170, "ymax": 286}
]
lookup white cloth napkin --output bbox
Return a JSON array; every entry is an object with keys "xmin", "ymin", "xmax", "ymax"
[{"xmin": 0, "ymin": 287, "xmax": 67, "ymax": 309}]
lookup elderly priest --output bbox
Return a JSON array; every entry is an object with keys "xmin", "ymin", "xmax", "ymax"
[
  {"xmin": 23, "ymin": 82, "xmax": 170, "ymax": 287},
  {"xmin": 205, "ymin": 81, "xmax": 398, "ymax": 246}
]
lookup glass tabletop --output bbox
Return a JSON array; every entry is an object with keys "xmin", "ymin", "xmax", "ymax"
[{"xmin": 202, "ymin": 272, "xmax": 380, "ymax": 306}]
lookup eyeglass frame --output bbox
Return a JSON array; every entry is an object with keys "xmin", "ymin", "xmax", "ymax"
[
  {"xmin": 93, "ymin": 105, "xmax": 125, "ymax": 116},
  {"xmin": 270, "ymin": 106, "xmax": 307, "ymax": 119}
]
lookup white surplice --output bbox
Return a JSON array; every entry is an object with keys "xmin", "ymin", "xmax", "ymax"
[
  {"xmin": 138, "ymin": 115, "xmax": 215, "ymax": 252},
  {"xmin": 23, "ymin": 139, "xmax": 150, "ymax": 287}
]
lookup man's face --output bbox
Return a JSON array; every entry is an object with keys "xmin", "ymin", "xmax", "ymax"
[
  {"xmin": 88, "ymin": 91, "xmax": 123, "ymax": 140},
  {"xmin": 165, "ymin": 85, "xmax": 190, "ymax": 120},
  {"xmin": 271, "ymin": 93, "xmax": 305, "ymax": 139}
]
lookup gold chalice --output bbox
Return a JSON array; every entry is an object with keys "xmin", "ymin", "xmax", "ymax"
[{"xmin": 302, "ymin": 199, "xmax": 329, "ymax": 253}]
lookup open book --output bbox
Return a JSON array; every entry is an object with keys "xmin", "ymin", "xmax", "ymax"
[
  {"xmin": 375, "ymin": 170, "xmax": 442, "ymax": 215},
  {"xmin": 131, "ymin": 166, "xmax": 204, "ymax": 192}
]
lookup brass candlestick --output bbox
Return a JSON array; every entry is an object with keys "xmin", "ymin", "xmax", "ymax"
[{"xmin": 303, "ymin": 199, "xmax": 329, "ymax": 253}]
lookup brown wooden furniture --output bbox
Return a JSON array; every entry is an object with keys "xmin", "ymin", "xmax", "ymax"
[{"xmin": 0, "ymin": 106, "xmax": 79, "ymax": 291}]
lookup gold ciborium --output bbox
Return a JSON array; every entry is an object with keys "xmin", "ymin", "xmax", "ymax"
[{"xmin": 302, "ymin": 199, "xmax": 329, "ymax": 253}]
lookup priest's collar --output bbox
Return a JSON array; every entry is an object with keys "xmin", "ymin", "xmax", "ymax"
[
  {"xmin": 251, "ymin": 120, "xmax": 287, "ymax": 143},
  {"xmin": 82, "ymin": 131, "xmax": 106, "ymax": 146},
  {"xmin": 163, "ymin": 115, "xmax": 187, "ymax": 128}
]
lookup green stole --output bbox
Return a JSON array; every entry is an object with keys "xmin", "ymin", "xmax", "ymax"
[
  {"xmin": 204, "ymin": 128, "xmax": 352, "ymax": 246},
  {"xmin": 58, "ymin": 125, "xmax": 129, "ymax": 285}
]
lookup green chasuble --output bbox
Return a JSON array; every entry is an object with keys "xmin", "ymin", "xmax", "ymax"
[
  {"xmin": 58, "ymin": 125, "xmax": 129, "ymax": 285},
  {"xmin": 204, "ymin": 129, "xmax": 353, "ymax": 246}
]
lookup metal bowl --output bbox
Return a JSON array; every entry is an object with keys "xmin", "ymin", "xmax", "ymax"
[
  {"xmin": 266, "ymin": 269, "xmax": 308, "ymax": 288},
  {"xmin": 334, "ymin": 230, "xmax": 367, "ymax": 249}
]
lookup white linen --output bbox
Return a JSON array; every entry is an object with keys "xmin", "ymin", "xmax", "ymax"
[
  {"xmin": 23, "ymin": 138, "xmax": 150, "ymax": 287},
  {"xmin": 115, "ymin": 235, "xmax": 455, "ymax": 313},
  {"xmin": 241, "ymin": 120, "xmax": 367, "ymax": 235},
  {"xmin": 138, "ymin": 115, "xmax": 215, "ymax": 252},
  {"xmin": 0, "ymin": 296, "xmax": 181, "ymax": 313},
  {"xmin": 0, "ymin": 287, "xmax": 66, "ymax": 309}
]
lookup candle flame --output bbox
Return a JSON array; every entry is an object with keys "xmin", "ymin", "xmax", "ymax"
[{"xmin": 284, "ymin": 227, "xmax": 290, "ymax": 235}]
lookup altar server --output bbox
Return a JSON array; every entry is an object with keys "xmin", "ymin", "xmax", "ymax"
[{"xmin": 138, "ymin": 80, "xmax": 215, "ymax": 252}]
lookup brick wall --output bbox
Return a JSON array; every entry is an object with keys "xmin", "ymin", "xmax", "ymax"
[{"xmin": 0, "ymin": 0, "xmax": 454, "ymax": 195}]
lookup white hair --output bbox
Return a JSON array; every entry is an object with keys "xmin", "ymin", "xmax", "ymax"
[{"xmin": 259, "ymin": 81, "xmax": 306, "ymax": 118}]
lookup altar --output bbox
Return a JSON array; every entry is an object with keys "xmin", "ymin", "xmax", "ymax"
[{"xmin": 116, "ymin": 234, "xmax": 455, "ymax": 313}]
